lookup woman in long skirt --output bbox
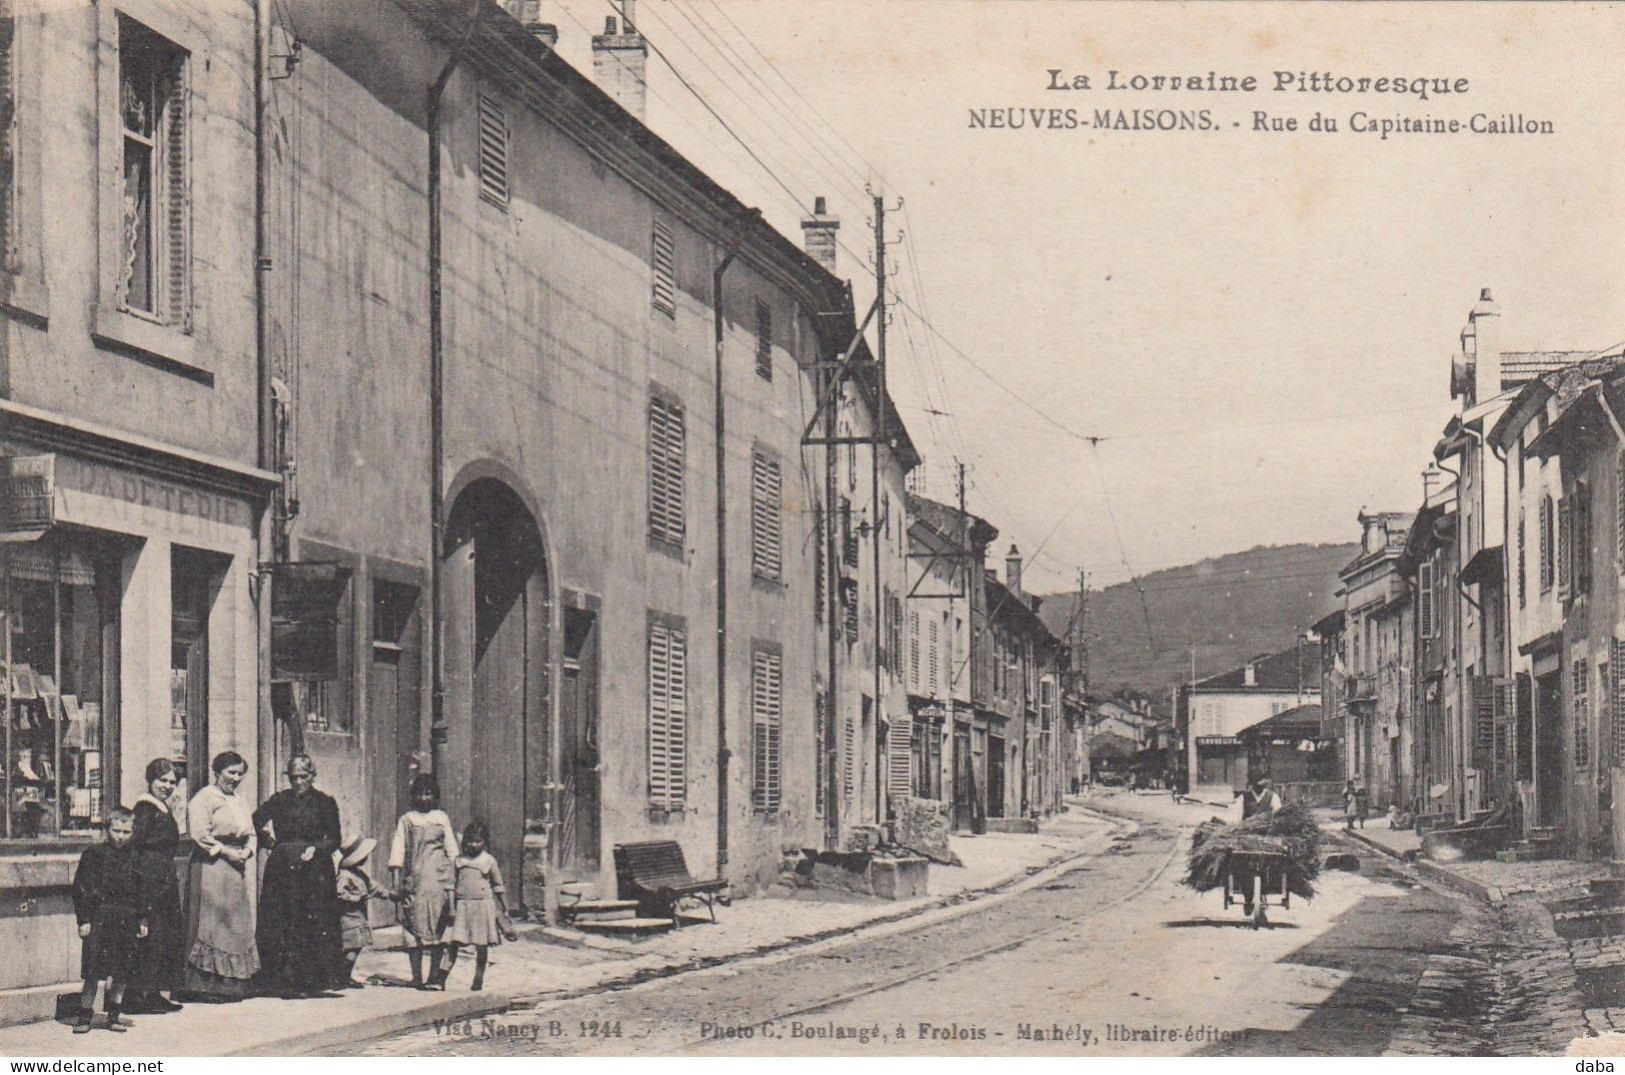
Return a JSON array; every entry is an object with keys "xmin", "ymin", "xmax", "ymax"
[
  {"xmin": 126, "ymin": 759, "xmax": 185, "ymax": 1012},
  {"xmin": 180, "ymin": 752, "xmax": 260, "ymax": 1000}
]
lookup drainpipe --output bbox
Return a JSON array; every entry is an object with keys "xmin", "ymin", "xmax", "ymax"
[
  {"xmin": 427, "ymin": 2, "xmax": 483, "ymax": 779},
  {"xmin": 253, "ymin": 0, "xmax": 275, "ymax": 802},
  {"xmin": 1489, "ymin": 432, "xmax": 1521, "ymax": 830},
  {"xmin": 713, "ymin": 216, "xmax": 755, "ymax": 876}
]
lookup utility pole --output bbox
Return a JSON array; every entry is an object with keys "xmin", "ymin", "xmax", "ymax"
[{"xmin": 871, "ymin": 193, "xmax": 887, "ymax": 824}]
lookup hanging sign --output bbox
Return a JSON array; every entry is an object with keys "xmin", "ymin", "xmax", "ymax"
[
  {"xmin": 0, "ymin": 454, "xmax": 55, "ymax": 541},
  {"xmin": 271, "ymin": 561, "xmax": 352, "ymax": 682}
]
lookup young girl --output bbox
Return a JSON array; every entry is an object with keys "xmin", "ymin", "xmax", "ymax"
[
  {"xmin": 388, "ymin": 774, "xmax": 458, "ymax": 990},
  {"xmin": 72, "ymin": 807, "xmax": 160, "ymax": 1033},
  {"xmin": 335, "ymin": 834, "xmax": 392, "ymax": 988},
  {"xmin": 441, "ymin": 822, "xmax": 517, "ymax": 992}
]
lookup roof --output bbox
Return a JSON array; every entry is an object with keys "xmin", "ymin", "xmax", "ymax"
[
  {"xmin": 1194, "ymin": 640, "xmax": 1316, "ymax": 693},
  {"xmin": 1502, "ymin": 351, "xmax": 1597, "ymax": 388},
  {"xmin": 1241, "ymin": 703, "xmax": 1324, "ymax": 739},
  {"xmin": 1489, "ymin": 354, "xmax": 1625, "ymax": 450},
  {"xmin": 1397, "ymin": 497, "xmax": 1455, "ymax": 574},
  {"xmin": 906, "ymin": 494, "xmax": 997, "ymax": 552},
  {"xmin": 985, "ymin": 572, "xmax": 1054, "ymax": 641}
]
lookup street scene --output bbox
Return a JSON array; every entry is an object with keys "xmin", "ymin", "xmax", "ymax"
[{"xmin": 1, "ymin": 0, "xmax": 1624, "ymax": 1061}]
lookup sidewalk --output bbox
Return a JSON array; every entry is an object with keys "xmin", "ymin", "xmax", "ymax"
[{"xmin": 0, "ymin": 808, "xmax": 1115, "ymax": 1057}]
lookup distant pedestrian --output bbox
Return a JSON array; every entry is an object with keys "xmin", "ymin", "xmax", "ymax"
[
  {"xmin": 390, "ymin": 774, "xmax": 459, "ymax": 990},
  {"xmin": 335, "ymin": 835, "xmax": 392, "ymax": 988},
  {"xmin": 440, "ymin": 822, "xmax": 517, "ymax": 992},
  {"xmin": 1343, "ymin": 780, "xmax": 1358, "ymax": 831},
  {"xmin": 71, "ymin": 807, "xmax": 161, "ymax": 1034},
  {"xmin": 1355, "ymin": 784, "xmax": 1370, "ymax": 829}
]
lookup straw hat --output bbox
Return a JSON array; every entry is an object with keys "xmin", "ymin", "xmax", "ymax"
[{"xmin": 339, "ymin": 834, "xmax": 377, "ymax": 869}]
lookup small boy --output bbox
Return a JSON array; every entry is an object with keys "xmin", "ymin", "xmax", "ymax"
[
  {"xmin": 71, "ymin": 807, "xmax": 158, "ymax": 1034},
  {"xmin": 335, "ymin": 834, "xmax": 393, "ymax": 988}
]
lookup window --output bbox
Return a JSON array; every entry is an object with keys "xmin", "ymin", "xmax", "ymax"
[
  {"xmin": 1575, "ymin": 483, "xmax": 1593, "ymax": 598},
  {"xmin": 294, "ymin": 565, "xmax": 355, "ymax": 734},
  {"xmin": 750, "ymin": 648, "xmax": 782, "ymax": 811},
  {"xmin": 2, "ymin": 535, "xmax": 121, "ymax": 841},
  {"xmin": 116, "ymin": 16, "xmax": 188, "ymax": 325},
  {"xmin": 1573, "ymin": 656, "xmax": 1591, "ymax": 770},
  {"xmin": 648, "ymin": 395, "xmax": 685, "ymax": 548},
  {"xmin": 750, "ymin": 450, "xmax": 782, "ymax": 581},
  {"xmin": 1418, "ymin": 562, "xmax": 1435, "ymax": 640},
  {"xmin": 476, "ymin": 94, "xmax": 509, "ymax": 207},
  {"xmin": 651, "ymin": 217, "xmax": 676, "ymax": 317},
  {"xmin": 647, "ymin": 618, "xmax": 688, "ymax": 809},
  {"xmin": 1559, "ymin": 497, "xmax": 1574, "ymax": 599},
  {"xmin": 754, "ymin": 299, "xmax": 772, "ymax": 380},
  {"xmin": 1540, "ymin": 495, "xmax": 1555, "ymax": 593}
]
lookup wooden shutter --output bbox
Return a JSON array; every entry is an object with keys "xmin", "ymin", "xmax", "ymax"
[
  {"xmin": 1614, "ymin": 642, "xmax": 1625, "ymax": 768},
  {"xmin": 1618, "ymin": 450, "xmax": 1625, "ymax": 574},
  {"xmin": 927, "ymin": 617, "xmax": 939, "ymax": 692},
  {"xmin": 648, "ymin": 398, "xmax": 685, "ymax": 546},
  {"xmin": 477, "ymin": 94, "xmax": 509, "ymax": 206},
  {"xmin": 750, "ymin": 451, "xmax": 782, "ymax": 580},
  {"xmin": 814, "ymin": 688, "xmax": 827, "ymax": 818},
  {"xmin": 1494, "ymin": 678, "xmax": 1514, "ymax": 764},
  {"xmin": 1574, "ymin": 656, "xmax": 1590, "ymax": 770},
  {"xmin": 0, "ymin": 0, "xmax": 14, "ymax": 271},
  {"xmin": 1418, "ymin": 562, "xmax": 1434, "ymax": 640},
  {"xmin": 1473, "ymin": 676, "xmax": 1495, "ymax": 759},
  {"xmin": 647, "ymin": 621, "xmax": 688, "ymax": 808},
  {"xmin": 1559, "ymin": 498, "xmax": 1573, "ymax": 599},
  {"xmin": 755, "ymin": 299, "xmax": 772, "ymax": 380},
  {"xmin": 842, "ymin": 706, "xmax": 855, "ymax": 804},
  {"xmin": 1518, "ymin": 511, "xmax": 1527, "ymax": 607},
  {"xmin": 651, "ymin": 218, "xmax": 676, "ymax": 316},
  {"xmin": 751, "ymin": 650, "xmax": 782, "ymax": 811},
  {"xmin": 1541, "ymin": 496, "xmax": 1554, "ymax": 591},
  {"xmin": 909, "ymin": 609, "xmax": 920, "ymax": 688},
  {"xmin": 887, "ymin": 715, "xmax": 913, "ymax": 801},
  {"xmin": 813, "ymin": 503, "xmax": 825, "ymax": 623},
  {"xmin": 163, "ymin": 61, "xmax": 190, "ymax": 330},
  {"xmin": 1516, "ymin": 671, "xmax": 1534, "ymax": 782}
]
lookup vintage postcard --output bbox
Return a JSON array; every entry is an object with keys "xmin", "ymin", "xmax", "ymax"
[{"xmin": 0, "ymin": 0, "xmax": 1622, "ymax": 1062}]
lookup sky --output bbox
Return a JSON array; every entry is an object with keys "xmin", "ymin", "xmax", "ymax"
[{"xmin": 540, "ymin": 0, "xmax": 1625, "ymax": 595}]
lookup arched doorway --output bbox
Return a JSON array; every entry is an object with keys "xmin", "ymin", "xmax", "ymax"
[{"xmin": 442, "ymin": 477, "xmax": 550, "ymax": 914}]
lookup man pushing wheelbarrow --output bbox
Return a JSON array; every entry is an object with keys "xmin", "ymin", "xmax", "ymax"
[{"xmin": 1183, "ymin": 785, "xmax": 1320, "ymax": 928}]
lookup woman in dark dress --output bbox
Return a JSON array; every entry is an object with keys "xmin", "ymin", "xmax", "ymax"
[
  {"xmin": 126, "ymin": 758, "xmax": 185, "ymax": 1013},
  {"xmin": 252, "ymin": 755, "xmax": 344, "ymax": 996}
]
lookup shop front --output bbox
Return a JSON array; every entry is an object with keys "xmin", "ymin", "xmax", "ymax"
[{"xmin": 0, "ymin": 427, "xmax": 271, "ymax": 1022}]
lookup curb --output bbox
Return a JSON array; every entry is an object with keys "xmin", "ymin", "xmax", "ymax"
[
  {"xmin": 279, "ymin": 812, "xmax": 1119, "ymax": 1055},
  {"xmin": 1340, "ymin": 827, "xmax": 1504, "ymax": 904}
]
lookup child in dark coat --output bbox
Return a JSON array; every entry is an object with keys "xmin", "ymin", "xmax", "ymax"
[{"xmin": 72, "ymin": 807, "xmax": 161, "ymax": 1033}]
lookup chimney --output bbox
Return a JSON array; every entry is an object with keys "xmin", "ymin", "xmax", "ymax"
[
  {"xmin": 1005, "ymin": 543, "xmax": 1023, "ymax": 595},
  {"xmin": 801, "ymin": 195, "xmax": 840, "ymax": 274},
  {"xmin": 1469, "ymin": 288, "xmax": 1501, "ymax": 406},
  {"xmin": 1244, "ymin": 661, "xmax": 1257, "ymax": 688},
  {"xmin": 592, "ymin": 6, "xmax": 648, "ymax": 121},
  {"xmin": 499, "ymin": 2, "xmax": 558, "ymax": 48}
]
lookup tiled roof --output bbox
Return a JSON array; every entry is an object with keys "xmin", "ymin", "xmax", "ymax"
[
  {"xmin": 1195, "ymin": 640, "xmax": 1316, "ymax": 692},
  {"xmin": 1501, "ymin": 351, "xmax": 1595, "ymax": 388}
]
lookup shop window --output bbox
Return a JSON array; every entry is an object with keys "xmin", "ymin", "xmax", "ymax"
[
  {"xmin": 294, "ymin": 568, "xmax": 354, "ymax": 734},
  {"xmin": 3, "ymin": 535, "xmax": 120, "ymax": 842}
]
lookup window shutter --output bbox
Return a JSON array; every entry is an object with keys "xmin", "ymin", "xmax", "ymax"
[
  {"xmin": 651, "ymin": 218, "xmax": 676, "ymax": 316},
  {"xmin": 666, "ymin": 626, "xmax": 687, "ymax": 805},
  {"xmin": 1618, "ymin": 450, "xmax": 1625, "ymax": 574},
  {"xmin": 1541, "ymin": 496, "xmax": 1554, "ymax": 591},
  {"xmin": 477, "ymin": 94, "xmax": 510, "ymax": 206},
  {"xmin": 648, "ymin": 398, "xmax": 685, "ymax": 546},
  {"xmin": 751, "ymin": 650, "xmax": 782, "ymax": 811},
  {"xmin": 813, "ymin": 503, "xmax": 825, "ymax": 623},
  {"xmin": 842, "ymin": 706, "xmax": 855, "ymax": 805},
  {"xmin": 0, "ymin": 1, "xmax": 14, "ymax": 270},
  {"xmin": 1615, "ymin": 642, "xmax": 1625, "ymax": 768},
  {"xmin": 927, "ymin": 617, "xmax": 939, "ymax": 692},
  {"xmin": 887, "ymin": 715, "xmax": 913, "ymax": 801},
  {"xmin": 1516, "ymin": 671, "xmax": 1534, "ymax": 782},
  {"xmin": 1418, "ymin": 562, "xmax": 1434, "ymax": 640},
  {"xmin": 647, "ymin": 623, "xmax": 671, "ymax": 807},
  {"xmin": 841, "ymin": 578, "xmax": 859, "ymax": 643},
  {"xmin": 1573, "ymin": 656, "xmax": 1590, "ymax": 771},
  {"xmin": 1559, "ymin": 498, "xmax": 1573, "ymax": 599},
  {"xmin": 814, "ymin": 688, "xmax": 827, "ymax": 818},
  {"xmin": 1578, "ymin": 485, "xmax": 1594, "ymax": 596},
  {"xmin": 1473, "ymin": 675, "xmax": 1494, "ymax": 755},
  {"xmin": 1494, "ymin": 678, "xmax": 1514, "ymax": 764},
  {"xmin": 755, "ymin": 299, "xmax": 772, "ymax": 380},
  {"xmin": 750, "ymin": 451, "xmax": 782, "ymax": 581},
  {"xmin": 909, "ymin": 609, "xmax": 920, "ymax": 688},
  {"xmin": 163, "ymin": 66, "xmax": 190, "ymax": 330},
  {"xmin": 1518, "ymin": 511, "xmax": 1527, "ymax": 608}
]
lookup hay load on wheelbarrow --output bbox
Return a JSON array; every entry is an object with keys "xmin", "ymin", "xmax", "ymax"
[{"xmin": 1184, "ymin": 802, "xmax": 1321, "ymax": 925}]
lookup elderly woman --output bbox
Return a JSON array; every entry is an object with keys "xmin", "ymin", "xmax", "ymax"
[
  {"xmin": 180, "ymin": 752, "xmax": 260, "ymax": 1000},
  {"xmin": 253, "ymin": 755, "xmax": 344, "ymax": 997}
]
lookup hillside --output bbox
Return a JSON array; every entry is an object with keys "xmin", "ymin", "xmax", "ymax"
[{"xmin": 1036, "ymin": 542, "xmax": 1358, "ymax": 699}]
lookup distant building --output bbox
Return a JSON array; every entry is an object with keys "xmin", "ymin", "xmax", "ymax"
[{"xmin": 1179, "ymin": 641, "xmax": 1319, "ymax": 792}]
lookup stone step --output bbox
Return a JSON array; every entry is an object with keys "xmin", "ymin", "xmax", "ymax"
[
  {"xmin": 1592, "ymin": 877, "xmax": 1625, "ymax": 900},
  {"xmin": 568, "ymin": 899, "xmax": 640, "ymax": 922},
  {"xmin": 558, "ymin": 881, "xmax": 599, "ymax": 899},
  {"xmin": 573, "ymin": 916, "xmax": 675, "ymax": 936}
]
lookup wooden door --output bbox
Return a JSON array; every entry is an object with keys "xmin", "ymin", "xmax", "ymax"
[
  {"xmin": 987, "ymin": 736, "xmax": 1005, "ymax": 818},
  {"xmin": 559, "ymin": 608, "xmax": 600, "ymax": 880},
  {"xmin": 472, "ymin": 561, "xmax": 527, "ymax": 910}
]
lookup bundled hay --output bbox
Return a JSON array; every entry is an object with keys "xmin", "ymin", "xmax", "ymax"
[{"xmin": 1184, "ymin": 801, "xmax": 1321, "ymax": 900}]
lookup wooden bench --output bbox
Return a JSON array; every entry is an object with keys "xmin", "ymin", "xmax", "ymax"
[{"xmin": 613, "ymin": 840, "xmax": 730, "ymax": 927}]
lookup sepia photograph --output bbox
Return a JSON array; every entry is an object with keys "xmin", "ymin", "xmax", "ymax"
[{"xmin": 0, "ymin": 0, "xmax": 1623, "ymax": 1061}]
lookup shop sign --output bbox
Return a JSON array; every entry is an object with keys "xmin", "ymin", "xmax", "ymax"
[
  {"xmin": 271, "ymin": 561, "xmax": 352, "ymax": 682},
  {"xmin": 1, "ymin": 454, "xmax": 55, "ymax": 541},
  {"xmin": 1196, "ymin": 735, "xmax": 1241, "ymax": 746}
]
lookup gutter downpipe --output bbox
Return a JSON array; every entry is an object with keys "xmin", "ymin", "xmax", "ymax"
[
  {"xmin": 713, "ymin": 218, "xmax": 754, "ymax": 876},
  {"xmin": 254, "ymin": 0, "xmax": 276, "ymax": 798},
  {"xmin": 428, "ymin": 1, "xmax": 484, "ymax": 779},
  {"xmin": 1489, "ymin": 428, "xmax": 1521, "ymax": 834}
]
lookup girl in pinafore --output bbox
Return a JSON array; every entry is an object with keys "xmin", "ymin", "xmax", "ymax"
[
  {"xmin": 441, "ymin": 822, "xmax": 517, "ymax": 991},
  {"xmin": 388, "ymin": 774, "xmax": 458, "ymax": 990}
]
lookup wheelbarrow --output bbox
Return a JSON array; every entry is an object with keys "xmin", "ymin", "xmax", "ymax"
[{"xmin": 1221, "ymin": 849, "xmax": 1291, "ymax": 928}]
